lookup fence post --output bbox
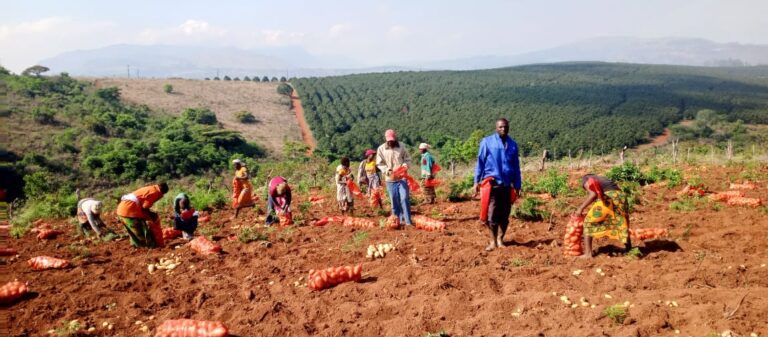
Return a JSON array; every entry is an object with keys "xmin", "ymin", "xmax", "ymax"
[{"xmin": 540, "ymin": 150, "xmax": 548, "ymax": 171}]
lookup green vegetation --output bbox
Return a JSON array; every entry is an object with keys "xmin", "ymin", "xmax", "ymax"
[
  {"xmin": 237, "ymin": 226, "xmax": 269, "ymax": 243},
  {"xmin": 277, "ymin": 83, "xmax": 292, "ymax": 95},
  {"xmin": 625, "ymin": 247, "xmax": 642, "ymax": 260},
  {"xmin": 511, "ymin": 197, "xmax": 550, "ymax": 221},
  {"xmin": 163, "ymin": 83, "xmax": 173, "ymax": 94},
  {"xmin": 0, "ymin": 71, "xmax": 268, "ymax": 231},
  {"xmin": 447, "ymin": 173, "xmax": 475, "ymax": 201},
  {"xmin": 528, "ymin": 169, "xmax": 570, "ymax": 196},
  {"xmin": 669, "ymin": 196, "xmax": 708, "ymax": 212},
  {"xmin": 234, "ymin": 110, "xmax": 257, "ymax": 124},
  {"xmin": 293, "ymin": 62, "xmax": 768, "ymax": 159},
  {"xmin": 604, "ymin": 304, "xmax": 628, "ymax": 324},
  {"xmin": 53, "ymin": 319, "xmax": 82, "ymax": 336},
  {"xmin": 341, "ymin": 230, "xmax": 369, "ymax": 252}
]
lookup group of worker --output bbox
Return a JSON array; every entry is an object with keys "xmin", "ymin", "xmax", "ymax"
[
  {"xmin": 75, "ymin": 118, "xmax": 631, "ymax": 257},
  {"xmin": 76, "ymin": 170, "xmax": 292, "ymax": 248}
]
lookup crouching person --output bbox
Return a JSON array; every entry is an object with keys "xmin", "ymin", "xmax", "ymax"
[
  {"xmin": 116, "ymin": 182, "xmax": 169, "ymax": 248},
  {"xmin": 76, "ymin": 197, "xmax": 107, "ymax": 239},
  {"xmin": 266, "ymin": 176, "xmax": 292, "ymax": 226},
  {"xmin": 173, "ymin": 193, "xmax": 198, "ymax": 240}
]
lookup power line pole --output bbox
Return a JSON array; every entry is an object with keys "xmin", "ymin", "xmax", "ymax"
[{"xmin": 127, "ymin": 65, "xmax": 130, "ymax": 78}]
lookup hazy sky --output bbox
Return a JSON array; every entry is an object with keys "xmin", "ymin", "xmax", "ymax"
[{"xmin": 2, "ymin": 0, "xmax": 767, "ymax": 72}]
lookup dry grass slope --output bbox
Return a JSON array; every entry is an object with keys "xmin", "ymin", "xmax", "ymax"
[{"xmin": 92, "ymin": 78, "xmax": 302, "ymax": 155}]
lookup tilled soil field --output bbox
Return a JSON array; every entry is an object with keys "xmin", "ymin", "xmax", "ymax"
[{"xmin": 3, "ymin": 165, "xmax": 768, "ymax": 337}]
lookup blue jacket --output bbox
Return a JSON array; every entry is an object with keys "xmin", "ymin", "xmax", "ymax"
[{"xmin": 474, "ymin": 133, "xmax": 522, "ymax": 190}]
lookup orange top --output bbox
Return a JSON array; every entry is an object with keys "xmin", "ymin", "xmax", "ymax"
[
  {"xmin": 116, "ymin": 185, "xmax": 164, "ymax": 218},
  {"xmin": 235, "ymin": 166, "xmax": 253, "ymax": 190}
]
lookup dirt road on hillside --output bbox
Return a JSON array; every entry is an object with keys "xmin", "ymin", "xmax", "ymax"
[{"xmin": 290, "ymin": 89, "xmax": 316, "ymax": 154}]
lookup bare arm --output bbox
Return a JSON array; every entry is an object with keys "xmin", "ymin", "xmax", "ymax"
[
  {"xmin": 85, "ymin": 210, "xmax": 103, "ymax": 237},
  {"xmin": 574, "ymin": 190, "xmax": 597, "ymax": 216}
]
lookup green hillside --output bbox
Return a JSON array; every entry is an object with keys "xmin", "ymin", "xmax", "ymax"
[
  {"xmin": 0, "ymin": 66, "xmax": 265, "ymax": 202},
  {"xmin": 293, "ymin": 62, "xmax": 768, "ymax": 158}
]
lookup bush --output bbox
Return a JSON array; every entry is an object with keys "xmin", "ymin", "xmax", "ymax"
[
  {"xmin": 23, "ymin": 170, "xmax": 55, "ymax": 199},
  {"xmin": 234, "ymin": 111, "xmax": 257, "ymax": 124},
  {"xmin": 448, "ymin": 174, "xmax": 475, "ymax": 201},
  {"xmin": 277, "ymin": 83, "xmax": 292, "ymax": 95},
  {"xmin": 530, "ymin": 169, "xmax": 570, "ymax": 196},
  {"xmin": 31, "ymin": 106, "xmax": 56, "ymax": 124},
  {"xmin": 512, "ymin": 197, "xmax": 549, "ymax": 221},
  {"xmin": 606, "ymin": 163, "xmax": 647, "ymax": 184},
  {"xmin": 163, "ymin": 84, "xmax": 173, "ymax": 94},
  {"xmin": 181, "ymin": 107, "xmax": 217, "ymax": 125},
  {"xmin": 646, "ymin": 166, "xmax": 683, "ymax": 188},
  {"xmin": 12, "ymin": 190, "xmax": 78, "ymax": 237}
]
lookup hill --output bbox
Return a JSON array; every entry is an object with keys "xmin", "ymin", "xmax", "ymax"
[
  {"xmin": 293, "ymin": 62, "xmax": 768, "ymax": 159},
  {"xmin": 91, "ymin": 78, "xmax": 301, "ymax": 154},
  {"xmin": 424, "ymin": 37, "xmax": 768, "ymax": 70},
  {"xmin": 0, "ymin": 69, "xmax": 267, "ymax": 202},
  {"xmin": 38, "ymin": 44, "xmax": 397, "ymax": 78},
  {"xmin": 36, "ymin": 38, "xmax": 768, "ymax": 78}
]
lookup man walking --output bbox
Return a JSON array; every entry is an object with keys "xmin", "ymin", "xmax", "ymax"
[{"xmin": 474, "ymin": 118, "xmax": 521, "ymax": 251}]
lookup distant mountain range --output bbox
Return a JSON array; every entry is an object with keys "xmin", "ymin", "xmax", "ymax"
[
  {"xmin": 39, "ymin": 37, "xmax": 768, "ymax": 78},
  {"xmin": 421, "ymin": 37, "xmax": 768, "ymax": 70}
]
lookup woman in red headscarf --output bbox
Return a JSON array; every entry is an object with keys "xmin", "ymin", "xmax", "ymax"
[{"xmin": 573, "ymin": 174, "xmax": 631, "ymax": 257}]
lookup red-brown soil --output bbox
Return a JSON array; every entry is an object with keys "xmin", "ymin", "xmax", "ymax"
[
  {"xmin": 3, "ymin": 166, "xmax": 768, "ymax": 337},
  {"xmin": 637, "ymin": 128, "xmax": 671, "ymax": 150},
  {"xmin": 290, "ymin": 89, "xmax": 316, "ymax": 154}
]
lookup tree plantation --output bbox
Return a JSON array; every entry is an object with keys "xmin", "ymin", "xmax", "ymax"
[{"xmin": 292, "ymin": 62, "xmax": 768, "ymax": 159}]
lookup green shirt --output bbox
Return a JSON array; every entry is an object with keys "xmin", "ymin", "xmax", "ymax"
[{"xmin": 420, "ymin": 152, "xmax": 435, "ymax": 178}]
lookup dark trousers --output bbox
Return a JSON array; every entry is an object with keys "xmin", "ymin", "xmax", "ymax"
[
  {"xmin": 174, "ymin": 215, "xmax": 198, "ymax": 235},
  {"xmin": 488, "ymin": 184, "xmax": 512, "ymax": 231}
]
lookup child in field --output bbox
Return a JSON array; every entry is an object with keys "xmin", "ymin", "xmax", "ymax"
[
  {"xmin": 173, "ymin": 193, "xmax": 198, "ymax": 240},
  {"xmin": 335, "ymin": 157, "xmax": 355, "ymax": 214}
]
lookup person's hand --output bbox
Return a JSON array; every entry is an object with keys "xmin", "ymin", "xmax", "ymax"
[
  {"xmin": 401, "ymin": 164, "xmax": 408, "ymax": 169},
  {"xmin": 472, "ymin": 183, "xmax": 479, "ymax": 198}
]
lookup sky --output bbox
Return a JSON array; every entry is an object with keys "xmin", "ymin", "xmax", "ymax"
[{"xmin": 1, "ymin": 0, "xmax": 768, "ymax": 72}]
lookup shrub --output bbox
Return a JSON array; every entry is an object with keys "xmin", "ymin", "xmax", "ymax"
[
  {"xmin": 448, "ymin": 174, "xmax": 475, "ymax": 201},
  {"xmin": 234, "ymin": 111, "xmax": 257, "ymax": 124},
  {"xmin": 23, "ymin": 170, "xmax": 55, "ymax": 199},
  {"xmin": 512, "ymin": 197, "xmax": 549, "ymax": 221},
  {"xmin": 530, "ymin": 169, "xmax": 570, "ymax": 196},
  {"xmin": 606, "ymin": 163, "xmax": 647, "ymax": 184},
  {"xmin": 181, "ymin": 107, "xmax": 217, "ymax": 125},
  {"xmin": 31, "ymin": 105, "xmax": 56, "ymax": 124},
  {"xmin": 277, "ymin": 83, "xmax": 292, "ymax": 95},
  {"xmin": 163, "ymin": 84, "xmax": 173, "ymax": 94},
  {"xmin": 646, "ymin": 166, "xmax": 683, "ymax": 188}
]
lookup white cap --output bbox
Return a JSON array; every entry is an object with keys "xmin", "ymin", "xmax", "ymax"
[
  {"xmin": 232, "ymin": 159, "xmax": 243, "ymax": 165},
  {"xmin": 418, "ymin": 143, "xmax": 430, "ymax": 150}
]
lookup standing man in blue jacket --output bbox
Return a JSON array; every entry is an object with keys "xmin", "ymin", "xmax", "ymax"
[{"xmin": 473, "ymin": 118, "xmax": 522, "ymax": 251}]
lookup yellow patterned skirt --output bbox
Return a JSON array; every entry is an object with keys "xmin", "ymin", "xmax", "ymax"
[{"xmin": 584, "ymin": 190, "xmax": 629, "ymax": 244}]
